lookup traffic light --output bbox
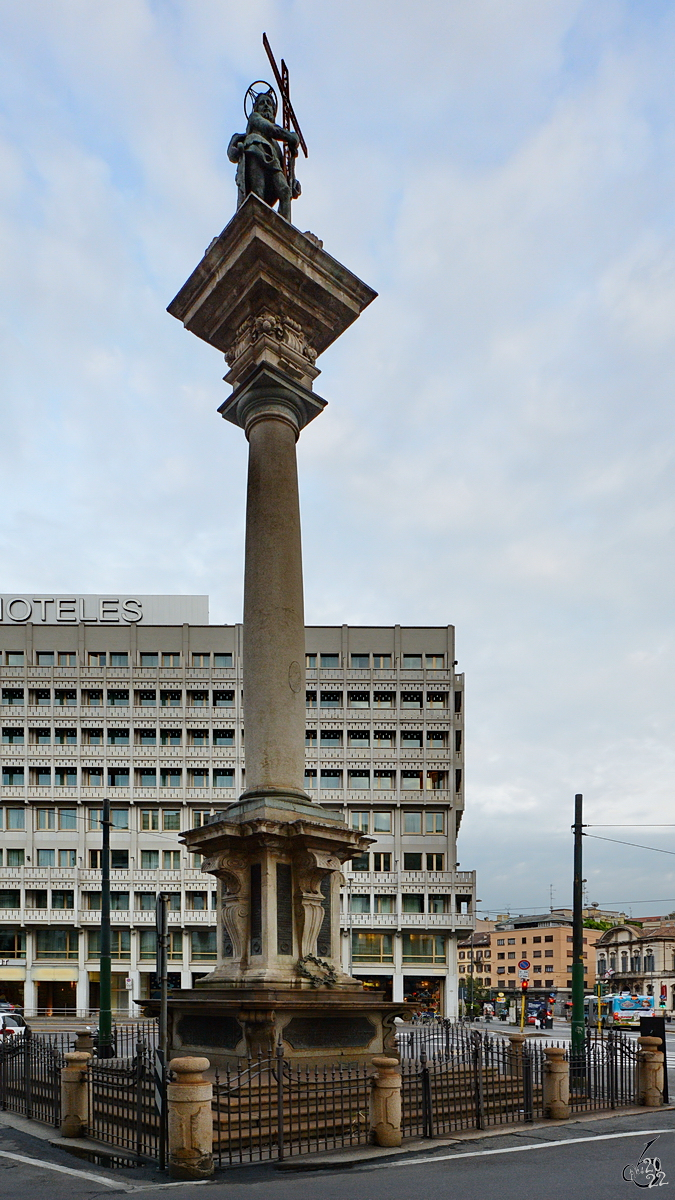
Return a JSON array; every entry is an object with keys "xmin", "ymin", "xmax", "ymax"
[{"xmin": 521, "ymin": 979, "xmax": 529, "ymax": 991}]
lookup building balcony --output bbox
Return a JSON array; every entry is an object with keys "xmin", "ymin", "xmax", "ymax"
[{"xmin": 343, "ymin": 912, "xmax": 459, "ymax": 929}]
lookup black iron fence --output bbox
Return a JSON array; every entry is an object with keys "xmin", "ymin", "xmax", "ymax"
[
  {"xmin": 213, "ymin": 1044, "xmax": 371, "ymax": 1166},
  {"xmin": 0, "ymin": 1029, "xmax": 63, "ymax": 1127},
  {"xmin": 401, "ymin": 1028, "xmax": 640, "ymax": 1138},
  {"xmin": 87, "ymin": 1041, "xmax": 161, "ymax": 1163}
]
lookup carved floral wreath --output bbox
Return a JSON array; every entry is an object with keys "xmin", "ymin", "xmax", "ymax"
[{"xmin": 297, "ymin": 954, "xmax": 338, "ymax": 988}]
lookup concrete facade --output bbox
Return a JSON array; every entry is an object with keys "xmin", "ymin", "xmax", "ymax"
[{"xmin": 0, "ymin": 602, "xmax": 473, "ymax": 1019}]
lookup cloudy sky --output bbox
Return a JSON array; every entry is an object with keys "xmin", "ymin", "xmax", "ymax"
[{"xmin": 1, "ymin": 0, "xmax": 674, "ymax": 921}]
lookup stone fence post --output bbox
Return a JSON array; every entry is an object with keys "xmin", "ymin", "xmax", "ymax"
[
  {"xmin": 167, "ymin": 1056, "xmax": 214, "ymax": 1180},
  {"xmin": 638, "ymin": 1036, "xmax": 664, "ymax": 1107},
  {"xmin": 60, "ymin": 1051, "xmax": 91, "ymax": 1137},
  {"xmin": 370, "ymin": 1055, "xmax": 402, "ymax": 1147},
  {"xmin": 543, "ymin": 1046, "xmax": 569, "ymax": 1119},
  {"xmin": 507, "ymin": 1032, "xmax": 526, "ymax": 1072}
]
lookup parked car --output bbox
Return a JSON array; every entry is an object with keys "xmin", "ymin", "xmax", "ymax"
[{"xmin": 0, "ymin": 1013, "xmax": 28, "ymax": 1039}]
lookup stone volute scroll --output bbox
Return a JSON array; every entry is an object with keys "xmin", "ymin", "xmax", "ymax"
[
  {"xmin": 201, "ymin": 853, "xmax": 249, "ymax": 970},
  {"xmin": 294, "ymin": 849, "xmax": 340, "ymax": 961}
]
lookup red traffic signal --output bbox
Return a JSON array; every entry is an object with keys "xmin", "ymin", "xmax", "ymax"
[{"xmin": 521, "ymin": 979, "xmax": 529, "ymax": 991}]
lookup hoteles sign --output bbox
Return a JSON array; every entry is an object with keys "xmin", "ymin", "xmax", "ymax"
[{"xmin": 0, "ymin": 595, "xmax": 209, "ymax": 626}]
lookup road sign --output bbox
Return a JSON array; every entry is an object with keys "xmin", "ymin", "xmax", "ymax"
[
  {"xmin": 518, "ymin": 959, "xmax": 530, "ymax": 970},
  {"xmin": 518, "ymin": 969, "xmax": 529, "ymax": 980}
]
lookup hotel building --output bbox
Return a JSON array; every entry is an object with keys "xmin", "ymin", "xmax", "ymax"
[{"xmin": 0, "ymin": 595, "xmax": 474, "ymax": 1018}]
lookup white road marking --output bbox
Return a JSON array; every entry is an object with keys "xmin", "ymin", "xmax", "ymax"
[
  {"xmin": 0, "ymin": 1149, "xmax": 213, "ymax": 1192},
  {"xmin": 367, "ymin": 1128, "xmax": 675, "ymax": 1170},
  {"xmin": 0, "ymin": 1148, "xmax": 129, "ymax": 1189}
]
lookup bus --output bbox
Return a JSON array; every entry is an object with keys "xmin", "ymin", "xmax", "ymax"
[{"xmin": 585, "ymin": 992, "xmax": 654, "ymax": 1029}]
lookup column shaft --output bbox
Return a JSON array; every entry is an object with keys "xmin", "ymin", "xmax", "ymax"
[{"xmin": 243, "ymin": 413, "xmax": 306, "ymax": 797}]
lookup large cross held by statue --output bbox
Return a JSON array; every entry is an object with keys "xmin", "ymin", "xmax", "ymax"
[{"xmin": 262, "ymin": 33, "xmax": 308, "ymax": 196}]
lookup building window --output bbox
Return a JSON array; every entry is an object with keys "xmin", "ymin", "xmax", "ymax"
[
  {"xmin": 320, "ymin": 730, "xmax": 342, "ymax": 748},
  {"xmin": 7, "ymin": 848, "xmax": 24, "ymax": 866},
  {"xmin": 402, "ymin": 655, "xmax": 422, "ymax": 669},
  {"xmin": 213, "ymin": 769, "xmax": 235, "ymax": 787},
  {"xmin": 140, "ymin": 809, "xmax": 159, "ymax": 831},
  {"xmin": 373, "ymin": 692, "xmax": 394, "ymax": 708},
  {"xmin": 189, "ymin": 770, "xmax": 209, "ymax": 788},
  {"xmin": 425, "ymin": 812, "xmax": 444, "ymax": 834},
  {"xmin": 160, "ymin": 770, "xmax": 182, "ymax": 788},
  {"xmin": 304, "ymin": 770, "xmax": 317, "ymax": 790},
  {"xmin": 305, "ymin": 653, "xmax": 316, "ymax": 668},
  {"xmin": 320, "ymin": 692, "xmax": 342, "ymax": 708},
  {"xmin": 160, "ymin": 729, "xmax": 181, "ymax": 746},
  {"xmin": 374, "ymin": 771, "xmax": 395, "ymax": 790},
  {"xmin": 320, "ymin": 770, "xmax": 342, "ymax": 789},
  {"xmin": 426, "ymin": 655, "xmax": 445, "ymax": 668},
  {"xmin": 402, "ymin": 934, "xmax": 446, "ymax": 963},
  {"xmin": 6, "ymin": 652, "xmax": 24, "ymax": 666},
  {"xmin": 351, "ymin": 811, "xmax": 369, "ymax": 833},
  {"xmin": 2, "ymin": 728, "xmax": 24, "ymax": 744},
  {"xmin": 189, "ymin": 730, "xmax": 209, "ymax": 746},
  {"xmin": 348, "ymin": 771, "xmax": 370, "ymax": 790},
  {"xmin": 0, "ymin": 890, "xmax": 19, "ymax": 909},
  {"xmin": 320, "ymin": 654, "xmax": 340, "ymax": 668},
  {"xmin": 107, "ymin": 691, "xmax": 129, "ymax": 707},
  {"xmin": 188, "ymin": 692, "xmax": 208, "ymax": 707},
  {"xmin": 403, "ymin": 811, "xmax": 422, "ymax": 834},
  {"xmin": 352, "ymin": 933, "xmax": 393, "ymax": 963},
  {"xmin": 82, "ymin": 690, "xmax": 102, "ymax": 706},
  {"xmin": 426, "ymin": 853, "xmax": 444, "ymax": 870},
  {"xmin": 213, "ymin": 691, "xmax": 234, "ymax": 708},
  {"xmin": 162, "ymin": 653, "xmax": 181, "ymax": 667},
  {"xmin": 163, "ymin": 851, "xmax": 181, "ymax": 870},
  {"xmin": 375, "ymin": 895, "xmax": 395, "ymax": 913},
  {"xmin": 350, "ymin": 654, "xmax": 370, "ymax": 668},
  {"xmin": 108, "ymin": 769, "xmax": 129, "ymax": 787},
  {"xmin": 55, "ymin": 728, "xmax": 77, "ymax": 744},
  {"xmin": 55, "ymin": 768, "xmax": 78, "ymax": 787},
  {"xmin": 372, "ymin": 811, "xmax": 392, "ymax": 833},
  {"xmin": 401, "ymin": 731, "xmax": 422, "ymax": 748},
  {"xmin": 141, "ymin": 850, "xmax": 159, "ymax": 869},
  {"xmin": 350, "ymin": 853, "xmax": 370, "ymax": 871},
  {"xmin": 162, "ymin": 810, "xmax": 181, "ymax": 831},
  {"xmin": 51, "ymin": 891, "xmax": 74, "ymax": 910},
  {"xmin": 135, "ymin": 893, "xmax": 154, "ymax": 910},
  {"xmin": 136, "ymin": 769, "xmax": 157, "ymax": 787},
  {"xmin": 349, "ymin": 894, "xmax": 371, "ymax": 913},
  {"xmin": 37, "ymin": 849, "xmax": 55, "ymax": 866},
  {"xmin": 403, "ymin": 853, "xmax": 422, "ymax": 871},
  {"xmin": 192, "ymin": 810, "xmax": 214, "ymax": 828},
  {"xmin": 213, "ymin": 653, "xmax": 233, "ymax": 667},
  {"xmin": 135, "ymin": 691, "xmax": 157, "ymax": 707},
  {"xmin": 348, "ymin": 693, "xmax": 370, "ymax": 708},
  {"xmin": 191, "ymin": 930, "xmax": 217, "ymax": 960},
  {"xmin": 373, "ymin": 655, "xmax": 391, "ymax": 669},
  {"xmin": 110, "ymin": 653, "xmax": 128, "ymax": 667},
  {"xmin": 2, "ymin": 690, "xmax": 24, "ymax": 706},
  {"xmin": 426, "ymin": 771, "xmax": 447, "ymax": 791},
  {"xmin": 161, "ymin": 691, "xmax": 182, "ymax": 707},
  {"xmin": 347, "ymin": 730, "xmax": 370, "ymax": 747},
  {"xmin": 213, "ymin": 730, "xmax": 234, "ymax": 746},
  {"xmin": 401, "ymin": 692, "xmax": 422, "ymax": 709},
  {"xmin": 192, "ymin": 654, "xmax": 210, "ymax": 667},
  {"xmin": 111, "ymin": 850, "xmax": 129, "ymax": 869},
  {"xmin": 306, "ymin": 691, "xmax": 317, "ymax": 708},
  {"xmin": 427, "ymin": 692, "xmax": 448, "ymax": 709},
  {"xmin": 140, "ymin": 653, "xmax": 158, "ymax": 667},
  {"xmin": 36, "ymin": 929, "xmax": 79, "ymax": 960},
  {"xmin": 373, "ymin": 853, "xmax": 392, "ymax": 872},
  {"xmin": 402, "ymin": 895, "xmax": 424, "ymax": 913},
  {"xmin": 0, "ymin": 931, "xmax": 25, "ymax": 958},
  {"xmin": 429, "ymin": 895, "xmax": 449, "ymax": 913},
  {"xmin": 3, "ymin": 768, "xmax": 24, "ymax": 785},
  {"xmin": 305, "ymin": 730, "xmax": 317, "ymax": 747},
  {"xmin": 89, "ymin": 850, "xmax": 102, "ymax": 868},
  {"xmin": 187, "ymin": 892, "xmax": 207, "ymax": 910},
  {"xmin": 402, "ymin": 771, "xmax": 422, "ymax": 790},
  {"xmin": 6, "ymin": 808, "xmax": 25, "ymax": 830}
]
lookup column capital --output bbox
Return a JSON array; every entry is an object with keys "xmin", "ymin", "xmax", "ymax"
[{"xmin": 218, "ymin": 362, "xmax": 326, "ymax": 438}]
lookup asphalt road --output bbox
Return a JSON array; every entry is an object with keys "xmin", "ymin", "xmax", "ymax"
[{"xmin": 2, "ymin": 1111, "xmax": 675, "ymax": 1200}]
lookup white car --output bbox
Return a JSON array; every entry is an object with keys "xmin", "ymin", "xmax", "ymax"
[{"xmin": 0, "ymin": 1013, "xmax": 28, "ymax": 1039}]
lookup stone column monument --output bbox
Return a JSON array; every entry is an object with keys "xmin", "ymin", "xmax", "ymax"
[{"xmin": 161, "ymin": 80, "xmax": 407, "ymax": 1065}]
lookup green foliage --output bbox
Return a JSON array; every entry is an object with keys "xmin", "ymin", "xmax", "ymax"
[{"xmin": 583, "ymin": 918, "xmax": 614, "ymax": 930}]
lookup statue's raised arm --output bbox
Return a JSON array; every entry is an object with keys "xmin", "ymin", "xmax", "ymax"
[{"xmin": 228, "ymin": 84, "xmax": 301, "ymax": 222}]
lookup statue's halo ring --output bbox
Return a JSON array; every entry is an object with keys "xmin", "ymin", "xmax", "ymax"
[{"xmin": 245, "ymin": 81, "xmax": 278, "ymax": 120}]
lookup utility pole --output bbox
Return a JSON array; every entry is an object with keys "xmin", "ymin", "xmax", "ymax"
[
  {"xmin": 571, "ymin": 793, "xmax": 585, "ymax": 1060},
  {"xmin": 98, "ymin": 796, "xmax": 113, "ymax": 1058},
  {"xmin": 156, "ymin": 892, "xmax": 169, "ymax": 1172}
]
